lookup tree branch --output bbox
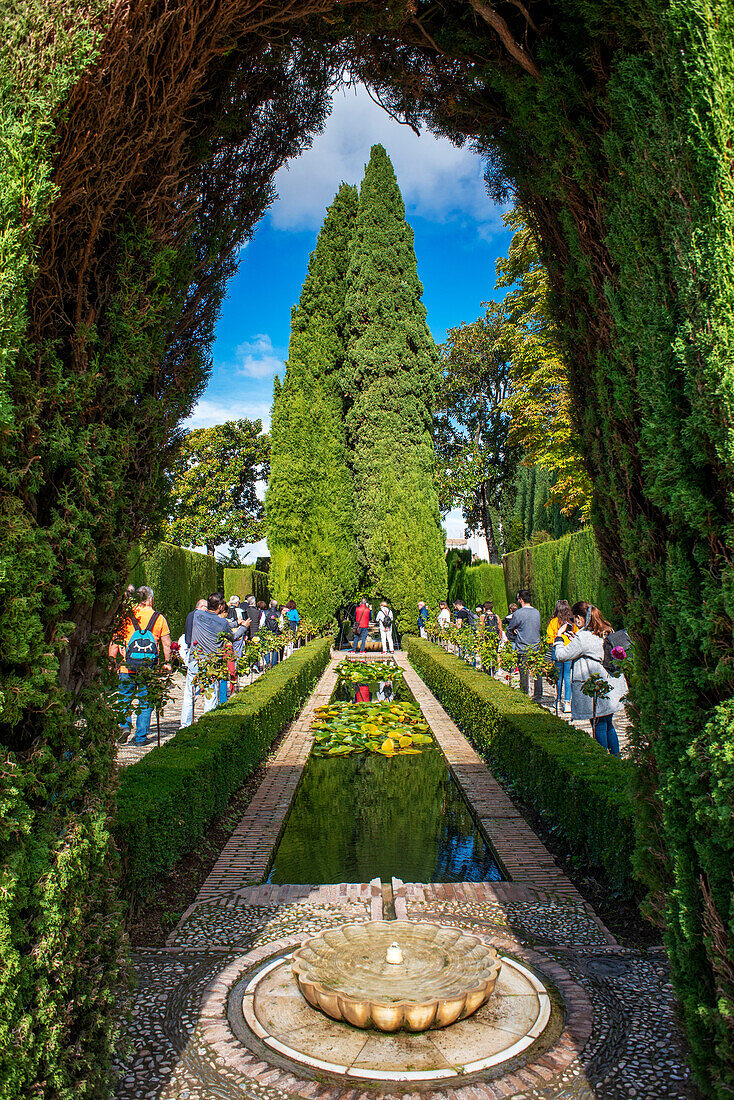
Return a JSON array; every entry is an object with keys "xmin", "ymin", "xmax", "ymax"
[
  {"xmin": 469, "ymin": 0, "xmax": 542, "ymax": 79},
  {"xmin": 505, "ymin": 0, "xmax": 539, "ymax": 34}
]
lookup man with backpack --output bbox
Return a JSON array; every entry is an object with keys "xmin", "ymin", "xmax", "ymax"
[
  {"xmin": 111, "ymin": 586, "xmax": 171, "ymax": 745},
  {"xmin": 453, "ymin": 599, "xmax": 476, "ymax": 628},
  {"xmin": 227, "ymin": 595, "xmax": 245, "ymax": 626},
  {"xmin": 376, "ymin": 601, "xmax": 394, "ymax": 653}
]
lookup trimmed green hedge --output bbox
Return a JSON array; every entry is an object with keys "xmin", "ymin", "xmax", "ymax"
[
  {"xmin": 404, "ymin": 637, "xmax": 637, "ymax": 894},
  {"xmin": 114, "ymin": 637, "xmax": 331, "ymax": 901},
  {"xmin": 130, "ymin": 542, "xmax": 217, "ymax": 640},
  {"xmin": 453, "ymin": 562, "xmax": 508, "ymax": 618},
  {"xmin": 224, "ymin": 565, "xmax": 271, "ymax": 605},
  {"xmin": 503, "ymin": 528, "xmax": 615, "ymax": 625}
]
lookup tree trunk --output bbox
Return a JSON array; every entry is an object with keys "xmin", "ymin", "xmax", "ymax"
[
  {"xmin": 206, "ymin": 541, "xmax": 215, "ymax": 557},
  {"xmin": 479, "ymin": 482, "xmax": 499, "ymax": 564}
]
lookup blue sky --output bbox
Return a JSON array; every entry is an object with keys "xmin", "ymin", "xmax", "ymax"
[{"xmin": 185, "ymin": 84, "xmax": 512, "ymax": 556}]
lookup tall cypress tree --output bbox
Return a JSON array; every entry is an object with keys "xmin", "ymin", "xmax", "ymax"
[
  {"xmin": 344, "ymin": 145, "xmax": 446, "ymax": 629},
  {"xmin": 266, "ymin": 183, "xmax": 359, "ymax": 621}
]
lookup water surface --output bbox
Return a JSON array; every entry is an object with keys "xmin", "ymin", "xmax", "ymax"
[{"xmin": 267, "ymin": 745, "xmax": 503, "ymax": 885}]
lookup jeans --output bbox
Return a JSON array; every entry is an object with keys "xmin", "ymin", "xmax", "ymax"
[
  {"xmin": 555, "ymin": 659, "xmax": 572, "ymax": 703},
  {"xmin": 594, "ymin": 713, "xmax": 620, "ymax": 756},
  {"xmin": 118, "ymin": 672, "xmax": 151, "ymax": 744},
  {"xmin": 518, "ymin": 653, "xmax": 544, "ymax": 701},
  {"xmin": 201, "ymin": 682, "xmax": 219, "ymax": 716},
  {"xmin": 180, "ymin": 660, "xmax": 198, "ymax": 728},
  {"xmin": 352, "ymin": 626, "xmax": 369, "ymax": 652},
  {"xmin": 379, "ymin": 625, "xmax": 394, "ymax": 653}
]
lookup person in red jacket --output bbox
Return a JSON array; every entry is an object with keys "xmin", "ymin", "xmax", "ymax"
[{"xmin": 352, "ymin": 598, "xmax": 371, "ymax": 652}]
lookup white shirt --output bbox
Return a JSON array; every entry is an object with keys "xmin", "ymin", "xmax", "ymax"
[{"xmin": 438, "ymin": 608, "xmax": 450, "ymax": 628}]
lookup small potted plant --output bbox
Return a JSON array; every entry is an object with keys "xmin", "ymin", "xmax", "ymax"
[{"xmin": 581, "ymin": 672, "xmax": 612, "ymax": 739}]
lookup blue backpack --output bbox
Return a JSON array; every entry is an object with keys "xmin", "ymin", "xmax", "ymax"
[{"xmin": 125, "ymin": 610, "xmax": 161, "ymax": 671}]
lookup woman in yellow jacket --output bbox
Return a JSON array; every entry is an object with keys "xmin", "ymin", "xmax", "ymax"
[{"xmin": 546, "ymin": 599, "xmax": 576, "ymax": 713}]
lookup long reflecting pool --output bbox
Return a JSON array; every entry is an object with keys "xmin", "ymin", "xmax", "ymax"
[{"xmin": 267, "ymin": 693, "xmax": 504, "ymax": 885}]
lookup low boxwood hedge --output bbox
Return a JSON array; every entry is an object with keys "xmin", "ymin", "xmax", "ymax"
[
  {"xmin": 404, "ymin": 636, "xmax": 638, "ymax": 894},
  {"xmin": 114, "ymin": 637, "xmax": 332, "ymax": 902}
]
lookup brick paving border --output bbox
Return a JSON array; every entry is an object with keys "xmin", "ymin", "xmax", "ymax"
[
  {"xmin": 394, "ymin": 654, "xmax": 601, "ymax": 907},
  {"xmin": 170, "ymin": 656, "xmax": 342, "ymax": 925}
]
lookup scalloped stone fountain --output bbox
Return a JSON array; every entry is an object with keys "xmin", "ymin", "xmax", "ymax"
[{"xmin": 291, "ymin": 921, "xmax": 502, "ymax": 1032}]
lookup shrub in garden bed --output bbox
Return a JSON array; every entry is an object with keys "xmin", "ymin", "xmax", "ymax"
[
  {"xmin": 404, "ymin": 637, "xmax": 638, "ymax": 895},
  {"xmin": 114, "ymin": 637, "xmax": 331, "ymax": 903}
]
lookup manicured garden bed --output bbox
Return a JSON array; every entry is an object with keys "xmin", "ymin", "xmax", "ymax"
[
  {"xmin": 115, "ymin": 637, "xmax": 332, "ymax": 903},
  {"xmin": 404, "ymin": 637, "xmax": 639, "ymax": 895}
]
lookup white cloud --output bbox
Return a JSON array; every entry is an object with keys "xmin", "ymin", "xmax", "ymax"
[
  {"xmin": 184, "ymin": 398, "xmax": 272, "ymax": 431},
  {"xmin": 240, "ymin": 537, "xmax": 269, "ymax": 563},
  {"xmin": 234, "ymin": 334, "xmax": 285, "ymax": 380},
  {"xmin": 272, "ymin": 84, "xmax": 502, "ymax": 236},
  {"xmin": 442, "ymin": 507, "xmax": 466, "ymax": 539}
]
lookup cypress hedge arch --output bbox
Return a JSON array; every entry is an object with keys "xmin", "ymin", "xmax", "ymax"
[{"xmin": 1, "ymin": 1, "xmax": 733, "ymax": 1095}]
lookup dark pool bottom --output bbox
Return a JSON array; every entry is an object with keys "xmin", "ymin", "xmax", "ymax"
[{"xmin": 267, "ymin": 746, "xmax": 503, "ymax": 885}]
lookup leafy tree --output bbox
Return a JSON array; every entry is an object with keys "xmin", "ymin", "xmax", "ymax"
[
  {"xmin": 165, "ymin": 419, "xmax": 269, "ymax": 555},
  {"xmin": 436, "ymin": 304, "xmax": 521, "ymax": 564},
  {"xmin": 344, "ymin": 144, "xmax": 446, "ymax": 627},
  {"xmin": 216, "ymin": 546, "xmax": 246, "ymax": 569},
  {"xmin": 266, "ymin": 183, "xmax": 359, "ymax": 620},
  {"xmin": 496, "ymin": 211, "xmax": 593, "ymax": 520}
]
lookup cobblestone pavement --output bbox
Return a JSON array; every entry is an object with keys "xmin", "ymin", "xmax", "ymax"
[{"xmin": 113, "ymin": 654, "xmax": 698, "ymax": 1100}]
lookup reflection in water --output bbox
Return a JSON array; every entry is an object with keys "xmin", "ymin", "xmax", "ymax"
[{"xmin": 267, "ymin": 741, "xmax": 503, "ymax": 886}]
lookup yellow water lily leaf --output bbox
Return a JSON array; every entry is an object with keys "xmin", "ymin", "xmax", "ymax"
[{"xmin": 398, "ymin": 735, "xmax": 413, "ymax": 748}]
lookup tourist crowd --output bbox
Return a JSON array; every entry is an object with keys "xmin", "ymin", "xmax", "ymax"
[
  {"xmin": 111, "ymin": 583, "xmax": 629, "ymax": 757},
  {"xmin": 415, "ymin": 590, "xmax": 630, "ymax": 757},
  {"xmin": 110, "ymin": 586, "xmax": 306, "ymax": 746}
]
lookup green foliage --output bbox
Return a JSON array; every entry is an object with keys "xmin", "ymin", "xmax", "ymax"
[
  {"xmin": 266, "ymin": 184, "xmax": 359, "ymax": 622},
  {"xmin": 0, "ymin": 18, "xmax": 336, "ymax": 1100},
  {"xmin": 114, "ymin": 637, "xmax": 331, "ymax": 901},
  {"xmin": 5, "ymin": 0, "xmax": 734, "ymax": 1090},
  {"xmin": 0, "ymin": 1, "xmax": 104, "ymax": 437},
  {"xmin": 335, "ymin": 659, "xmax": 403, "ymax": 688},
  {"xmin": 503, "ymin": 528, "xmax": 615, "ymax": 626},
  {"xmin": 0, "ymin": 8, "xmax": 130, "ymax": 1098},
  {"xmin": 373, "ymin": 0, "xmax": 734, "ymax": 1069},
  {"xmin": 405, "ymin": 638, "xmax": 637, "ymax": 894},
  {"xmin": 344, "ymin": 145, "xmax": 446, "ymax": 628},
  {"xmin": 436, "ymin": 306, "xmax": 520, "ymax": 563},
  {"xmin": 223, "ymin": 566, "xmax": 270, "ymax": 606},
  {"xmin": 495, "ymin": 211, "xmax": 593, "ymax": 520},
  {"xmin": 457, "ymin": 563, "xmax": 508, "ymax": 618},
  {"xmin": 445, "ymin": 548, "xmax": 472, "ymax": 604},
  {"xmin": 130, "ymin": 542, "xmax": 217, "ymax": 641},
  {"xmin": 502, "ymin": 463, "xmax": 580, "ymax": 552},
  {"xmin": 311, "ymin": 699, "xmax": 432, "ymax": 756},
  {"xmin": 165, "ymin": 419, "xmax": 269, "ymax": 555}
]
